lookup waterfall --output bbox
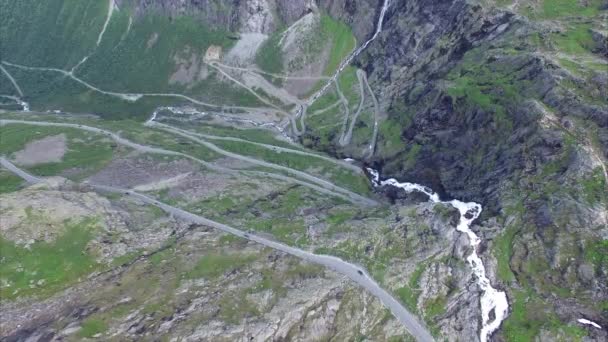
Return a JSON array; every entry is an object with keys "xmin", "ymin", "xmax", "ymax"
[{"xmin": 367, "ymin": 168, "xmax": 510, "ymax": 342}]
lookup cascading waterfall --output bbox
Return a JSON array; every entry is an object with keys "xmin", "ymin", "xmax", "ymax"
[
  {"xmin": 367, "ymin": 168, "xmax": 510, "ymax": 342},
  {"xmin": 0, "ymin": 95, "xmax": 29, "ymax": 112},
  {"xmin": 299, "ymin": 1, "xmax": 511, "ymax": 338}
]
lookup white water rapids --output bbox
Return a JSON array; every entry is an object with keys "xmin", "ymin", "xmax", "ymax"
[{"xmin": 367, "ymin": 168, "xmax": 509, "ymax": 341}]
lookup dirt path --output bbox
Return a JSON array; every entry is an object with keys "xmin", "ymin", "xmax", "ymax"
[
  {"xmin": 0, "ymin": 65, "xmax": 24, "ymax": 97},
  {"xmin": 339, "ymin": 69, "xmax": 366, "ymax": 146}
]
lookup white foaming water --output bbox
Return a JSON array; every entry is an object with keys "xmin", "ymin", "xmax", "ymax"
[
  {"xmin": 0, "ymin": 95, "xmax": 29, "ymax": 111},
  {"xmin": 578, "ymin": 318, "xmax": 602, "ymax": 329},
  {"xmin": 368, "ymin": 168, "xmax": 509, "ymax": 341}
]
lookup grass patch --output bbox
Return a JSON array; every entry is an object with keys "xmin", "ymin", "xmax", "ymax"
[
  {"xmin": 212, "ymin": 139, "xmax": 371, "ymax": 195},
  {"xmin": 255, "ymin": 30, "xmax": 284, "ymax": 86},
  {"xmin": 584, "ymin": 239, "xmax": 608, "ymax": 272},
  {"xmin": 185, "ymin": 253, "xmax": 256, "ymax": 279},
  {"xmin": 493, "ymin": 224, "xmax": 518, "ymax": 282},
  {"xmin": 552, "ymin": 24, "xmax": 595, "ymax": 55},
  {"xmin": 0, "ymin": 0, "xmax": 108, "ymax": 68},
  {"xmin": 580, "ymin": 167, "xmax": 607, "ymax": 205},
  {"xmin": 539, "ymin": 0, "xmax": 602, "ymax": 18},
  {"xmin": 218, "ymin": 291, "xmax": 259, "ymax": 324},
  {"xmin": 0, "ymin": 218, "xmax": 99, "ymax": 299},
  {"xmin": 0, "ymin": 170, "xmax": 23, "ymax": 193},
  {"xmin": 78, "ymin": 318, "xmax": 108, "ymax": 338},
  {"xmin": 424, "ymin": 296, "xmax": 447, "ymax": 318},
  {"xmin": 320, "ymin": 14, "xmax": 356, "ymax": 75},
  {"xmin": 250, "ymin": 218, "xmax": 309, "ymax": 246},
  {"xmin": 0, "ymin": 124, "xmax": 117, "ymax": 179},
  {"xmin": 501, "ymin": 290, "xmax": 546, "ymax": 341},
  {"xmin": 395, "ymin": 263, "xmax": 427, "ymax": 312},
  {"xmin": 378, "ymin": 119, "xmax": 406, "ymax": 156}
]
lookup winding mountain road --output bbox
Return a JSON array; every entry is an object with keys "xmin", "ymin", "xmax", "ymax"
[
  {"xmin": 339, "ymin": 69, "xmax": 366, "ymax": 146},
  {"xmin": 145, "ymin": 119, "xmax": 363, "ymax": 173},
  {"xmin": 147, "ymin": 121, "xmax": 376, "ymax": 206},
  {"xmin": 0, "ymin": 119, "xmax": 375, "ymax": 206},
  {"xmin": 363, "ymin": 70, "xmax": 380, "ymax": 157},
  {"xmin": 0, "ymin": 157, "xmax": 434, "ymax": 342},
  {"xmin": 212, "ymin": 62, "xmax": 331, "ymax": 81}
]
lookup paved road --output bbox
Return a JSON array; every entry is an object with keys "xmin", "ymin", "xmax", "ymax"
[
  {"xmin": 363, "ymin": 70, "xmax": 380, "ymax": 157},
  {"xmin": 0, "ymin": 119, "xmax": 376, "ymax": 206},
  {"xmin": 147, "ymin": 121, "xmax": 377, "ymax": 206},
  {"xmin": 0, "ymin": 157, "xmax": 434, "ymax": 342},
  {"xmin": 0, "ymin": 157, "xmax": 41, "ymax": 183},
  {"xmin": 339, "ymin": 69, "xmax": 366, "ymax": 147},
  {"xmin": 145, "ymin": 119, "xmax": 363, "ymax": 173},
  {"xmin": 212, "ymin": 62, "xmax": 331, "ymax": 81}
]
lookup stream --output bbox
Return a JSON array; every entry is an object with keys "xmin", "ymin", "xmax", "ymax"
[{"xmin": 367, "ymin": 168, "xmax": 509, "ymax": 341}]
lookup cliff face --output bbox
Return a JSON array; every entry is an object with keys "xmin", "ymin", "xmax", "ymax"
[
  {"xmin": 118, "ymin": 0, "xmax": 607, "ymax": 339},
  {"xmin": 342, "ymin": 0, "xmax": 608, "ymax": 340},
  {"xmin": 120, "ymin": 0, "xmax": 312, "ymax": 34}
]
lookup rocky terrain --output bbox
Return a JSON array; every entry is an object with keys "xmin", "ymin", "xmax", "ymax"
[{"xmin": 0, "ymin": 0, "xmax": 606, "ymax": 341}]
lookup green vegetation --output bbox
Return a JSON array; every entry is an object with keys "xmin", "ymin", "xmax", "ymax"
[
  {"xmin": 255, "ymin": 30, "xmax": 285, "ymax": 86},
  {"xmin": 403, "ymin": 143, "xmax": 421, "ymax": 169},
  {"xmin": 395, "ymin": 263, "xmax": 426, "ymax": 312},
  {"xmin": 218, "ymin": 291, "xmax": 259, "ymax": 324},
  {"xmin": 552, "ymin": 24, "xmax": 595, "ymax": 55},
  {"xmin": 180, "ymin": 121, "xmax": 308, "ymax": 151},
  {"xmin": 285, "ymin": 263, "xmax": 325, "ymax": 279},
  {"xmin": 2, "ymin": 66, "xmax": 174, "ymax": 120},
  {"xmin": 446, "ymin": 47, "xmax": 525, "ymax": 133},
  {"xmin": 78, "ymin": 10, "xmax": 237, "ymax": 96},
  {"xmin": 0, "ymin": 170, "xmax": 23, "ymax": 193},
  {"xmin": 0, "ymin": 70, "xmax": 19, "ymax": 96},
  {"xmin": 0, "ymin": 0, "xmax": 108, "ymax": 68},
  {"xmin": 584, "ymin": 239, "xmax": 608, "ymax": 272},
  {"xmin": 539, "ymin": 0, "xmax": 602, "ymax": 18},
  {"xmin": 320, "ymin": 14, "xmax": 356, "ymax": 75},
  {"xmin": 0, "ymin": 218, "xmax": 99, "ymax": 299},
  {"xmin": 250, "ymin": 218, "xmax": 309, "ymax": 246},
  {"xmin": 580, "ymin": 167, "xmax": 607, "ymax": 205},
  {"xmin": 502, "ymin": 290, "xmax": 588, "ymax": 342},
  {"xmin": 338, "ymin": 66, "xmax": 361, "ymax": 106},
  {"xmin": 212, "ymin": 139, "xmax": 371, "ymax": 195},
  {"xmin": 0, "ymin": 1, "xmax": 265, "ymax": 118},
  {"xmin": 185, "ymin": 253, "xmax": 256, "ymax": 279},
  {"xmin": 502, "ymin": 290, "xmax": 546, "ymax": 342},
  {"xmin": 424, "ymin": 296, "xmax": 447, "ymax": 318},
  {"xmin": 493, "ymin": 224, "xmax": 518, "ymax": 282},
  {"xmin": 0, "ymin": 124, "xmax": 117, "ymax": 179},
  {"xmin": 90, "ymin": 119, "xmax": 222, "ymax": 161},
  {"xmin": 78, "ymin": 318, "xmax": 108, "ymax": 338},
  {"xmin": 379, "ymin": 119, "xmax": 406, "ymax": 156}
]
